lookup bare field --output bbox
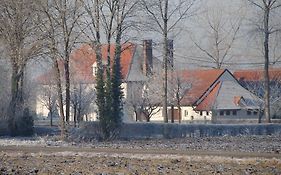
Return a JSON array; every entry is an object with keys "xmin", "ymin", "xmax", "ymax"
[{"xmin": 0, "ymin": 135, "xmax": 281, "ymax": 175}]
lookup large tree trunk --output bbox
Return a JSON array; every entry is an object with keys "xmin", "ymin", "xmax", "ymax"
[
  {"xmin": 162, "ymin": 0, "xmax": 169, "ymax": 123},
  {"xmin": 8, "ymin": 62, "xmax": 25, "ymax": 135},
  {"xmin": 263, "ymin": 6, "xmax": 271, "ymax": 123},
  {"xmin": 64, "ymin": 59, "xmax": 71, "ymax": 124}
]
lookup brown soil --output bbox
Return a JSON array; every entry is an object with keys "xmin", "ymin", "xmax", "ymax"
[{"xmin": 0, "ymin": 145, "xmax": 280, "ymax": 175}]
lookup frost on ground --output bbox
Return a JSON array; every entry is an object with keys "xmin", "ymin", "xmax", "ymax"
[
  {"xmin": 0, "ymin": 134, "xmax": 281, "ymax": 174},
  {"xmin": 0, "ymin": 134, "xmax": 281, "ymax": 154}
]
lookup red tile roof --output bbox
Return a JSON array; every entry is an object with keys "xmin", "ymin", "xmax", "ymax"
[
  {"xmin": 70, "ymin": 43, "xmax": 136, "ymax": 79},
  {"xmin": 37, "ymin": 43, "xmax": 136, "ymax": 84},
  {"xmin": 195, "ymin": 81, "xmax": 221, "ymax": 111},
  {"xmin": 233, "ymin": 69, "xmax": 281, "ymax": 82},
  {"xmin": 179, "ymin": 69, "xmax": 225, "ymax": 105}
]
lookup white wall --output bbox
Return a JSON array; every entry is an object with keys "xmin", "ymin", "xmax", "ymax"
[{"xmin": 149, "ymin": 106, "xmax": 212, "ymax": 122}]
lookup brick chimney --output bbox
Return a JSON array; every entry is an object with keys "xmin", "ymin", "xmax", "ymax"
[
  {"xmin": 168, "ymin": 39, "xmax": 174, "ymax": 69},
  {"xmin": 143, "ymin": 40, "xmax": 153, "ymax": 76}
]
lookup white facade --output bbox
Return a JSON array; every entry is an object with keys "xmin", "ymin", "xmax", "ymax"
[{"xmin": 149, "ymin": 106, "xmax": 212, "ymax": 123}]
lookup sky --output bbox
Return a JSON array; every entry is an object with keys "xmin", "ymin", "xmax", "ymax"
[{"xmin": 25, "ymin": 0, "xmax": 281, "ymax": 79}]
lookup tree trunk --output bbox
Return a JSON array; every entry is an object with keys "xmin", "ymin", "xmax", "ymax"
[
  {"xmin": 50, "ymin": 109, "xmax": 53, "ymax": 126},
  {"xmin": 263, "ymin": 6, "xmax": 271, "ymax": 123},
  {"xmin": 53, "ymin": 59, "xmax": 67, "ymax": 139},
  {"xmin": 77, "ymin": 107, "xmax": 81, "ymax": 125},
  {"xmin": 258, "ymin": 110, "xmax": 263, "ymax": 123},
  {"xmin": 162, "ymin": 0, "xmax": 169, "ymax": 123},
  {"xmin": 64, "ymin": 59, "xmax": 71, "ymax": 124},
  {"xmin": 73, "ymin": 105, "xmax": 77, "ymax": 127},
  {"xmin": 8, "ymin": 66, "xmax": 19, "ymax": 135},
  {"xmin": 171, "ymin": 105, "xmax": 174, "ymax": 123},
  {"xmin": 178, "ymin": 106, "xmax": 181, "ymax": 123}
]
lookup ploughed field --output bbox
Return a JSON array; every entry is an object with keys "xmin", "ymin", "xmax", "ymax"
[{"xmin": 0, "ymin": 135, "xmax": 280, "ymax": 175}]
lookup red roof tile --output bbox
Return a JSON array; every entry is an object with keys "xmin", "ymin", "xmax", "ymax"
[
  {"xmin": 71, "ymin": 43, "xmax": 135, "ymax": 79},
  {"xmin": 37, "ymin": 43, "xmax": 136, "ymax": 84},
  {"xmin": 195, "ymin": 81, "xmax": 221, "ymax": 111},
  {"xmin": 179, "ymin": 69, "xmax": 225, "ymax": 105},
  {"xmin": 233, "ymin": 69, "xmax": 281, "ymax": 82}
]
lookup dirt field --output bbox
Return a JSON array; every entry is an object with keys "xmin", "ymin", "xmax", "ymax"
[{"xmin": 0, "ymin": 135, "xmax": 281, "ymax": 174}]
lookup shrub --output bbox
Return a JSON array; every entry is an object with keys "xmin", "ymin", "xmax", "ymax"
[{"xmin": 9, "ymin": 107, "xmax": 34, "ymax": 136}]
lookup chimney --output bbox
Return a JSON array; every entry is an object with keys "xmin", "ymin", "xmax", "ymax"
[
  {"xmin": 168, "ymin": 39, "xmax": 174, "ymax": 69},
  {"xmin": 143, "ymin": 40, "xmax": 153, "ymax": 76}
]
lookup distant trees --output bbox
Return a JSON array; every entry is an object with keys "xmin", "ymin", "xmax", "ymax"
[
  {"xmin": 70, "ymin": 81, "xmax": 95, "ymax": 127},
  {"xmin": 38, "ymin": 84, "xmax": 57, "ymax": 126},
  {"xmin": 247, "ymin": 0, "xmax": 281, "ymax": 123}
]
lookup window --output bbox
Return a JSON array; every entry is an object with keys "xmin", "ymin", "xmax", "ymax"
[
  {"xmin": 226, "ymin": 110, "xmax": 230, "ymax": 115},
  {"xmin": 184, "ymin": 110, "xmax": 188, "ymax": 117},
  {"xmin": 220, "ymin": 110, "xmax": 224, "ymax": 116},
  {"xmin": 92, "ymin": 65, "xmax": 97, "ymax": 76},
  {"xmin": 232, "ymin": 110, "xmax": 237, "ymax": 116},
  {"xmin": 200, "ymin": 111, "xmax": 203, "ymax": 116},
  {"xmin": 191, "ymin": 116, "xmax": 194, "ymax": 120},
  {"xmin": 253, "ymin": 111, "xmax": 258, "ymax": 115},
  {"xmin": 206, "ymin": 111, "xmax": 209, "ymax": 116},
  {"xmin": 247, "ymin": 111, "xmax": 252, "ymax": 115}
]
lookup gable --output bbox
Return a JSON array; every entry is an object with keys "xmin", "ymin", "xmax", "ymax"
[{"xmin": 179, "ymin": 69, "xmax": 225, "ymax": 105}]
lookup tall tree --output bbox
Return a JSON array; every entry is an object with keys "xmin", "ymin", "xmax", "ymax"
[
  {"xmin": 0, "ymin": 0, "xmax": 42, "ymax": 135},
  {"xmin": 37, "ymin": 0, "xmax": 83, "ymax": 138},
  {"xmin": 140, "ymin": 0, "xmax": 196, "ymax": 123},
  {"xmin": 247, "ymin": 0, "xmax": 281, "ymax": 123},
  {"xmin": 82, "ymin": 0, "xmax": 138, "ymax": 139},
  {"xmin": 81, "ymin": 0, "xmax": 107, "ymax": 137}
]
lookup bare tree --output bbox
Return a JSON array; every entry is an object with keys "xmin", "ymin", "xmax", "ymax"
[
  {"xmin": 70, "ymin": 81, "xmax": 95, "ymax": 127},
  {"xmin": 140, "ymin": 0, "xmax": 197, "ymax": 123},
  {"xmin": 168, "ymin": 72, "xmax": 192, "ymax": 123},
  {"xmin": 247, "ymin": 0, "xmax": 281, "ymax": 123},
  {"xmin": 0, "ymin": 0, "xmax": 43, "ymax": 134},
  {"xmin": 37, "ymin": 0, "xmax": 84, "ymax": 138},
  {"xmin": 190, "ymin": 4, "xmax": 244, "ymax": 69},
  {"xmin": 126, "ymin": 75, "xmax": 162, "ymax": 122},
  {"xmin": 38, "ymin": 84, "xmax": 58, "ymax": 126}
]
